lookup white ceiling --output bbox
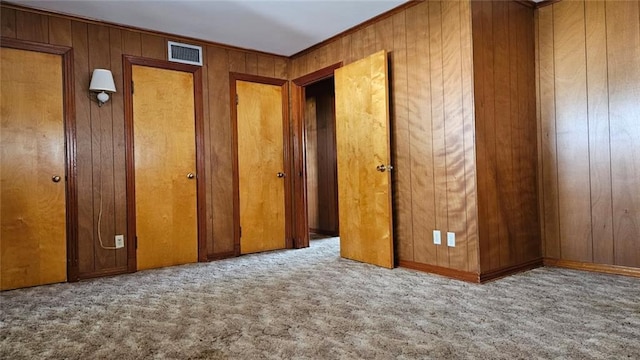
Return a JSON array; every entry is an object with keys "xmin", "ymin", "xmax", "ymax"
[{"xmin": 10, "ymin": 0, "xmax": 409, "ymax": 56}]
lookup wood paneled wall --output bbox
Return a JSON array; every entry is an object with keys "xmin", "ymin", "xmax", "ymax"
[
  {"xmin": 291, "ymin": 0, "xmax": 479, "ymax": 273},
  {"xmin": 536, "ymin": 0, "xmax": 640, "ymax": 268},
  {"xmin": 305, "ymin": 79, "xmax": 338, "ymax": 235},
  {"xmin": 472, "ymin": 1, "xmax": 540, "ymax": 275},
  {"xmin": 1, "ymin": 5, "xmax": 288, "ymax": 278}
]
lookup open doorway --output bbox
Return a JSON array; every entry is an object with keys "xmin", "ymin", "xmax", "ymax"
[
  {"xmin": 292, "ymin": 52, "xmax": 394, "ymax": 269},
  {"xmin": 304, "ymin": 77, "xmax": 339, "ymax": 241}
]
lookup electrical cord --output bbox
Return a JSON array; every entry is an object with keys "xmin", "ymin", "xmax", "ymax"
[{"xmin": 95, "ymin": 115, "xmax": 118, "ymax": 250}]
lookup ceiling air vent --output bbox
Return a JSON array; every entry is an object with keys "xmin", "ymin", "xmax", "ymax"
[{"xmin": 168, "ymin": 41, "xmax": 202, "ymax": 66}]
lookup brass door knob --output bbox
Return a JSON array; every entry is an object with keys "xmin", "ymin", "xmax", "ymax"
[
  {"xmin": 187, "ymin": 172, "xmax": 195, "ymax": 179},
  {"xmin": 52, "ymin": 175, "xmax": 61, "ymax": 183},
  {"xmin": 276, "ymin": 172, "xmax": 285, "ymax": 178}
]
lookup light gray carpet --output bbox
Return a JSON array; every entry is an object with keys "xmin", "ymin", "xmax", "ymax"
[{"xmin": 1, "ymin": 237, "xmax": 639, "ymax": 359}]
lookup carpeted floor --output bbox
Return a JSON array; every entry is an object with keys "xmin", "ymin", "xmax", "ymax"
[{"xmin": 1, "ymin": 237, "xmax": 639, "ymax": 359}]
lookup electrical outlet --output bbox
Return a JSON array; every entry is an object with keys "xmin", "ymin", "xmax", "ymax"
[
  {"xmin": 433, "ymin": 230, "xmax": 441, "ymax": 245},
  {"xmin": 115, "ymin": 235, "xmax": 125, "ymax": 249},
  {"xmin": 447, "ymin": 232, "xmax": 456, "ymax": 247}
]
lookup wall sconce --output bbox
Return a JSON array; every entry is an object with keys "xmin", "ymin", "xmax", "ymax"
[{"xmin": 89, "ymin": 69, "xmax": 116, "ymax": 107}]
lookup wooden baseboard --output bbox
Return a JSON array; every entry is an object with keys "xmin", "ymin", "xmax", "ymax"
[
  {"xmin": 309, "ymin": 228, "xmax": 339, "ymax": 236},
  {"xmin": 77, "ymin": 266, "xmax": 130, "ymax": 281},
  {"xmin": 399, "ymin": 261, "xmax": 480, "ymax": 283},
  {"xmin": 543, "ymin": 258, "xmax": 640, "ymax": 278},
  {"xmin": 208, "ymin": 251, "xmax": 236, "ymax": 261},
  {"xmin": 479, "ymin": 258, "xmax": 544, "ymax": 283}
]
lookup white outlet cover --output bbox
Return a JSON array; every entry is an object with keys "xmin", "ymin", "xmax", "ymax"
[
  {"xmin": 447, "ymin": 232, "xmax": 455, "ymax": 247},
  {"xmin": 433, "ymin": 230, "xmax": 441, "ymax": 245}
]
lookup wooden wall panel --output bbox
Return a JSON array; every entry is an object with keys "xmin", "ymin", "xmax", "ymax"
[
  {"xmin": 48, "ymin": 17, "xmax": 71, "ymax": 46},
  {"xmin": 537, "ymin": 6, "xmax": 561, "ymax": 260},
  {"xmin": 1, "ymin": 4, "xmax": 289, "ymax": 277},
  {"xmin": 584, "ymin": 1, "xmax": 613, "ymax": 266},
  {"xmin": 109, "ymin": 28, "xmax": 128, "ymax": 269},
  {"xmin": 305, "ymin": 97, "xmax": 319, "ymax": 231},
  {"xmin": 88, "ymin": 24, "xmax": 117, "ymax": 271},
  {"xmin": 553, "ymin": 0, "xmax": 592, "ymax": 263},
  {"xmin": 1, "ymin": 8, "xmax": 17, "ymax": 38},
  {"xmin": 290, "ymin": 1, "xmax": 479, "ymax": 273},
  {"xmin": 536, "ymin": 0, "xmax": 640, "ymax": 269},
  {"xmin": 305, "ymin": 80, "xmax": 338, "ymax": 235},
  {"xmin": 406, "ymin": 3, "xmax": 435, "ymax": 265},
  {"xmin": 16, "ymin": 11, "xmax": 48, "ymax": 43},
  {"xmin": 390, "ymin": 10, "xmax": 413, "ymax": 263},
  {"xmin": 72, "ymin": 20, "xmax": 95, "ymax": 275},
  {"xmin": 472, "ymin": 1, "xmax": 540, "ymax": 274},
  {"xmin": 605, "ymin": 0, "xmax": 640, "ymax": 268}
]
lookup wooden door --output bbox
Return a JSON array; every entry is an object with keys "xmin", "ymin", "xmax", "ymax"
[
  {"xmin": 132, "ymin": 65, "xmax": 198, "ymax": 270},
  {"xmin": 236, "ymin": 80, "xmax": 286, "ymax": 254},
  {"xmin": 1, "ymin": 48, "xmax": 67, "ymax": 290},
  {"xmin": 334, "ymin": 50, "xmax": 394, "ymax": 268}
]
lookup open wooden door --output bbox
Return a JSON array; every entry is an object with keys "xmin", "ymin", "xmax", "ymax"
[
  {"xmin": 334, "ymin": 50, "xmax": 394, "ymax": 268},
  {"xmin": 1, "ymin": 48, "xmax": 67, "ymax": 290}
]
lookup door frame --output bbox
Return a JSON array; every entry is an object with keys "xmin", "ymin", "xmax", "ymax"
[
  {"xmin": 123, "ymin": 55, "xmax": 206, "ymax": 271},
  {"xmin": 0, "ymin": 37, "xmax": 79, "ymax": 282},
  {"xmin": 230, "ymin": 73, "xmax": 292, "ymax": 254},
  {"xmin": 291, "ymin": 62, "xmax": 342, "ymax": 249}
]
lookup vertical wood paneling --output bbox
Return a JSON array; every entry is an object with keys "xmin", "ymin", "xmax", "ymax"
[
  {"xmin": 519, "ymin": 3, "xmax": 540, "ymax": 262},
  {"xmin": 291, "ymin": 0, "xmax": 482, "ymax": 274},
  {"xmin": 274, "ymin": 58, "xmax": 288, "ymax": 79},
  {"xmin": 72, "ymin": 20, "xmax": 94, "ymax": 274},
  {"xmin": 245, "ymin": 53, "xmax": 258, "ymax": 74},
  {"xmin": 48, "ymin": 17, "xmax": 71, "ymax": 46},
  {"xmin": 442, "ymin": 0, "xmax": 467, "ymax": 271},
  {"xmin": 461, "ymin": 0, "xmax": 478, "ymax": 273},
  {"xmin": 429, "ymin": 1, "xmax": 450, "ymax": 268},
  {"xmin": 140, "ymin": 34, "xmax": 165, "ymax": 60},
  {"xmin": 553, "ymin": 0, "xmax": 592, "ymax": 263},
  {"xmin": 16, "ymin": 11, "xmax": 48, "ymax": 43},
  {"xmin": 122, "ymin": 31, "xmax": 142, "ymax": 56},
  {"xmin": 509, "ymin": 2, "xmax": 522, "ymax": 264},
  {"xmin": 606, "ymin": 0, "xmax": 640, "ymax": 268},
  {"xmin": 1, "ymin": 8, "xmax": 17, "ymax": 38},
  {"xmin": 536, "ymin": 0, "xmax": 640, "ymax": 269},
  {"xmin": 257, "ymin": 55, "xmax": 275, "ymax": 78},
  {"xmin": 209, "ymin": 47, "xmax": 235, "ymax": 254},
  {"xmin": 407, "ymin": 2, "xmax": 435, "ymax": 265},
  {"xmin": 200, "ymin": 45, "xmax": 213, "ymax": 256},
  {"xmin": 584, "ymin": 0, "xmax": 614, "ymax": 265},
  {"xmin": 305, "ymin": 97, "xmax": 319, "ymax": 231},
  {"xmin": 391, "ymin": 11, "xmax": 413, "ymax": 262},
  {"xmin": 472, "ymin": 1, "xmax": 540, "ymax": 273},
  {"xmin": 228, "ymin": 50, "xmax": 246, "ymax": 73},
  {"xmin": 537, "ymin": 6, "xmax": 561, "ymax": 259},
  {"xmin": 88, "ymin": 24, "xmax": 116, "ymax": 270},
  {"xmin": 3, "ymin": 4, "xmax": 290, "ymax": 277},
  {"xmin": 493, "ymin": 1, "xmax": 512, "ymax": 267},
  {"xmin": 109, "ymin": 28, "xmax": 128, "ymax": 268}
]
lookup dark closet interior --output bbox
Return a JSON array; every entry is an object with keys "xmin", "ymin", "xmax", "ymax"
[{"xmin": 305, "ymin": 78, "xmax": 339, "ymax": 237}]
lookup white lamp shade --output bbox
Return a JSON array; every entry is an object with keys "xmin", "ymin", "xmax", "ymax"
[{"xmin": 89, "ymin": 69, "xmax": 116, "ymax": 93}]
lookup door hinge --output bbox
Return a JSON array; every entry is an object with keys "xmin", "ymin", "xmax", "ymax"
[
  {"xmin": 131, "ymin": 80, "xmax": 134, "ymax": 95},
  {"xmin": 135, "ymin": 235, "xmax": 138, "ymax": 249},
  {"xmin": 236, "ymin": 94, "xmax": 239, "ymax": 105},
  {"xmin": 239, "ymin": 227, "xmax": 242, "ymax": 238}
]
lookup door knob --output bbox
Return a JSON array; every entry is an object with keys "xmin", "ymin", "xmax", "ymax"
[
  {"xmin": 376, "ymin": 164, "xmax": 393, "ymax": 172},
  {"xmin": 276, "ymin": 172, "xmax": 286, "ymax": 178},
  {"xmin": 187, "ymin": 172, "xmax": 195, "ymax": 179},
  {"xmin": 52, "ymin": 175, "xmax": 61, "ymax": 183}
]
